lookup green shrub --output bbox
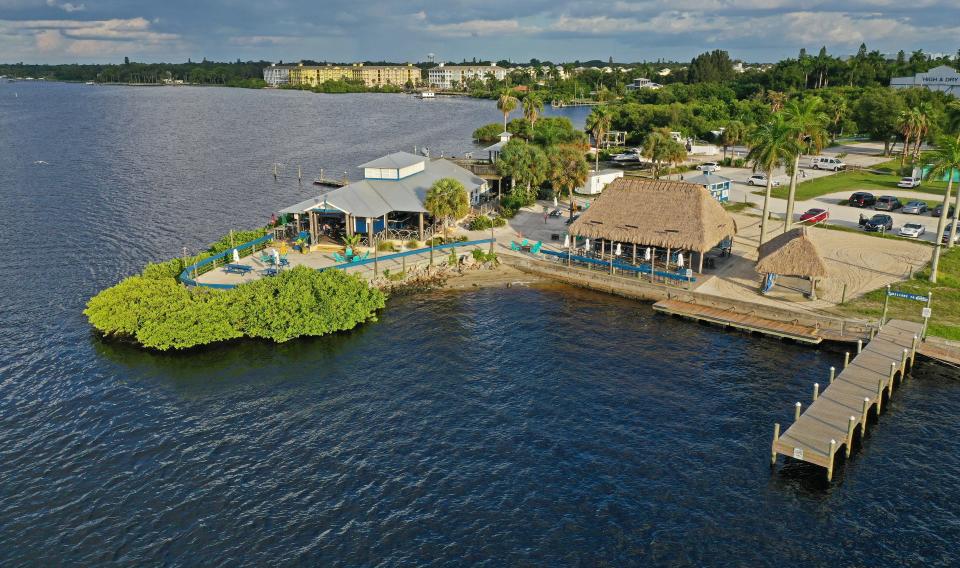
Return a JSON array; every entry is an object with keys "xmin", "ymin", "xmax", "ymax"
[
  {"xmin": 492, "ymin": 216, "xmax": 506, "ymax": 227},
  {"xmin": 469, "ymin": 215, "xmax": 493, "ymax": 230},
  {"xmin": 84, "ymin": 266, "xmax": 386, "ymax": 350},
  {"xmin": 471, "ymin": 249, "xmax": 498, "ymax": 263},
  {"xmin": 406, "ymin": 239, "xmax": 420, "ymax": 249},
  {"xmin": 472, "ymin": 123, "xmax": 502, "ymax": 143},
  {"xmin": 377, "ymin": 241, "xmax": 397, "ymax": 252}
]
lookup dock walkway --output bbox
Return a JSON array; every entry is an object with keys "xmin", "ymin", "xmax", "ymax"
[
  {"xmin": 652, "ymin": 299, "xmax": 822, "ymax": 344},
  {"xmin": 771, "ymin": 319, "xmax": 923, "ymax": 480}
]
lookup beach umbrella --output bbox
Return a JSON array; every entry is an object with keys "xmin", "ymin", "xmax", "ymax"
[
  {"xmin": 563, "ymin": 234, "xmax": 570, "ymax": 248},
  {"xmin": 677, "ymin": 253, "xmax": 685, "ymax": 268},
  {"xmin": 553, "ymin": 195, "xmax": 558, "ymax": 207},
  {"xmin": 272, "ymin": 248, "xmax": 280, "ymax": 267},
  {"xmin": 585, "ymin": 238, "xmax": 591, "ymax": 251},
  {"xmin": 232, "ymin": 249, "xmax": 240, "ymax": 263},
  {"xmin": 615, "ymin": 243, "xmax": 622, "ymax": 256},
  {"xmin": 644, "ymin": 247, "xmax": 651, "ymax": 261}
]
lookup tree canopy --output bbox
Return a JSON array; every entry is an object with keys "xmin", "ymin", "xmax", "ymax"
[{"xmin": 425, "ymin": 178, "xmax": 470, "ymax": 230}]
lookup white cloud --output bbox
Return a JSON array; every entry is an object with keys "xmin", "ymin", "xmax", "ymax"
[
  {"xmin": 45, "ymin": 0, "xmax": 85, "ymax": 12},
  {"xmin": 421, "ymin": 18, "xmax": 538, "ymax": 37},
  {"xmin": 0, "ymin": 17, "xmax": 180, "ymax": 59}
]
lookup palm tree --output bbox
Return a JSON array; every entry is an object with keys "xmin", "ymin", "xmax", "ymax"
[
  {"xmin": 425, "ymin": 178, "xmax": 469, "ymax": 234},
  {"xmin": 547, "ymin": 145, "xmax": 590, "ymax": 221},
  {"xmin": 521, "ymin": 94, "xmax": 544, "ymax": 129},
  {"xmin": 585, "ymin": 106, "xmax": 612, "ymax": 171},
  {"xmin": 827, "ymin": 98, "xmax": 847, "ymax": 141},
  {"xmin": 719, "ymin": 120, "xmax": 746, "ymax": 161},
  {"xmin": 896, "ymin": 108, "xmax": 917, "ymax": 170},
  {"xmin": 783, "ymin": 97, "xmax": 828, "ymax": 231},
  {"xmin": 496, "ymin": 139, "xmax": 547, "ymax": 203},
  {"xmin": 912, "ymin": 102, "xmax": 933, "ymax": 159},
  {"xmin": 496, "ymin": 90, "xmax": 519, "ymax": 132},
  {"xmin": 947, "ymin": 100, "xmax": 960, "ymax": 143},
  {"xmin": 641, "ymin": 129, "xmax": 686, "ymax": 180},
  {"xmin": 767, "ymin": 91, "xmax": 787, "ymax": 112},
  {"xmin": 746, "ymin": 114, "xmax": 801, "ymax": 248},
  {"xmin": 930, "ymin": 139, "xmax": 960, "ymax": 266}
]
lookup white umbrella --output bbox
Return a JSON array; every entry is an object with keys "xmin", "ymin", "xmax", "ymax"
[
  {"xmin": 232, "ymin": 249, "xmax": 240, "ymax": 264},
  {"xmin": 553, "ymin": 195, "xmax": 558, "ymax": 207},
  {"xmin": 615, "ymin": 243, "xmax": 622, "ymax": 256},
  {"xmin": 563, "ymin": 234, "xmax": 570, "ymax": 248},
  {"xmin": 585, "ymin": 238, "xmax": 591, "ymax": 251},
  {"xmin": 272, "ymin": 248, "xmax": 280, "ymax": 267},
  {"xmin": 677, "ymin": 253, "xmax": 685, "ymax": 268},
  {"xmin": 644, "ymin": 247, "xmax": 651, "ymax": 261}
]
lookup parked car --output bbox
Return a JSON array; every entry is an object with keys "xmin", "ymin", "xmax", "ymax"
[
  {"xmin": 932, "ymin": 204, "xmax": 956, "ymax": 217},
  {"xmin": 848, "ymin": 192, "xmax": 877, "ymax": 208},
  {"xmin": 902, "ymin": 200, "xmax": 929, "ymax": 214},
  {"xmin": 897, "ymin": 176, "xmax": 921, "ymax": 189},
  {"xmin": 747, "ymin": 174, "xmax": 781, "ymax": 187},
  {"xmin": 697, "ymin": 162, "xmax": 720, "ymax": 172},
  {"xmin": 943, "ymin": 223, "xmax": 960, "ymax": 245},
  {"xmin": 864, "ymin": 214, "xmax": 894, "ymax": 232},
  {"xmin": 874, "ymin": 195, "xmax": 903, "ymax": 211},
  {"xmin": 564, "ymin": 214, "xmax": 580, "ymax": 225},
  {"xmin": 810, "ymin": 156, "xmax": 846, "ymax": 171},
  {"xmin": 899, "ymin": 223, "xmax": 926, "ymax": 238},
  {"xmin": 799, "ymin": 208, "xmax": 829, "ymax": 223},
  {"xmin": 548, "ymin": 208, "xmax": 564, "ymax": 217}
]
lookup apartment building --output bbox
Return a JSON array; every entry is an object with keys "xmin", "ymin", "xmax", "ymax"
[
  {"xmin": 288, "ymin": 63, "xmax": 422, "ymax": 88},
  {"xmin": 427, "ymin": 63, "xmax": 507, "ymax": 90},
  {"xmin": 263, "ymin": 64, "xmax": 292, "ymax": 87}
]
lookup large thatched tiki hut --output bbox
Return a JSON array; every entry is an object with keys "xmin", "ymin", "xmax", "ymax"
[
  {"xmin": 756, "ymin": 227, "xmax": 829, "ymax": 299},
  {"xmin": 568, "ymin": 177, "xmax": 736, "ymax": 273}
]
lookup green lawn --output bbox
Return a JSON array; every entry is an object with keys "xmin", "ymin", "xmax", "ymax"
[
  {"xmin": 767, "ymin": 157, "xmax": 951, "ymax": 201},
  {"xmin": 838, "ymin": 246, "xmax": 960, "ymax": 341}
]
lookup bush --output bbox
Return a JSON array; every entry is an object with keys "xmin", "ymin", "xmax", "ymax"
[
  {"xmin": 471, "ymin": 249, "xmax": 498, "ymax": 263},
  {"xmin": 473, "ymin": 123, "xmax": 502, "ymax": 143},
  {"xmin": 84, "ymin": 266, "xmax": 386, "ymax": 350},
  {"xmin": 377, "ymin": 241, "xmax": 397, "ymax": 252},
  {"xmin": 406, "ymin": 239, "xmax": 420, "ymax": 249},
  {"xmin": 492, "ymin": 216, "xmax": 506, "ymax": 228},
  {"xmin": 469, "ymin": 215, "xmax": 493, "ymax": 230}
]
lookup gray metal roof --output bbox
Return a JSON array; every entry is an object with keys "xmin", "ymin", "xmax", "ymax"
[
  {"xmin": 357, "ymin": 151, "xmax": 426, "ymax": 170},
  {"xmin": 278, "ymin": 158, "xmax": 485, "ymax": 218},
  {"xmin": 589, "ymin": 169, "xmax": 624, "ymax": 177},
  {"xmin": 685, "ymin": 173, "xmax": 731, "ymax": 186}
]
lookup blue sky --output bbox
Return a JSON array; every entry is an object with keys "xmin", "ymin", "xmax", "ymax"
[{"xmin": 0, "ymin": 0, "xmax": 957, "ymax": 64}]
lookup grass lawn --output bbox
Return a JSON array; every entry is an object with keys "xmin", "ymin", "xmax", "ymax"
[
  {"xmin": 767, "ymin": 157, "xmax": 952, "ymax": 201},
  {"xmin": 838, "ymin": 245, "xmax": 960, "ymax": 341},
  {"xmin": 723, "ymin": 200, "xmax": 757, "ymax": 213}
]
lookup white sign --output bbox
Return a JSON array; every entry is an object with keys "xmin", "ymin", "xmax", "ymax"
[
  {"xmin": 793, "ymin": 447, "xmax": 804, "ymax": 460},
  {"xmin": 922, "ymin": 307, "xmax": 932, "ymax": 318}
]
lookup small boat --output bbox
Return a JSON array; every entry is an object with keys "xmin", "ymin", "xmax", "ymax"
[
  {"xmin": 416, "ymin": 91, "xmax": 435, "ymax": 99},
  {"xmin": 85, "ymin": 81, "xmax": 95, "ymax": 85},
  {"xmin": 612, "ymin": 149, "xmax": 642, "ymax": 162}
]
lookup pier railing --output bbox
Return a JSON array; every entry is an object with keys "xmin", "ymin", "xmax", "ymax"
[
  {"xmin": 322, "ymin": 239, "xmax": 495, "ymax": 271},
  {"xmin": 179, "ymin": 234, "xmax": 273, "ymax": 288}
]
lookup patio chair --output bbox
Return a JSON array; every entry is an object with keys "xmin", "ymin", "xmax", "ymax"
[
  {"xmin": 521, "ymin": 239, "xmax": 529, "ymax": 247},
  {"xmin": 345, "ymin": 247, "xmax": 353, "ymax": 258},
  {"xmin": 279, "ymin": 254, "xmax": 289, "ymax": 266},
  {"xmin": 259, "ymin": 251, "xmax": 272, "ymax": 264},
  {"xmin": 332, "ymin": 252, "xmax": 346, "ymax": 263},
  {"xmin": 531, "ymin": 242, "xmax": 542, "ymax": 254},
  {"xmin": 359, "ymin": 251, "xmax": 370, "ymax": 261},
  {"xmin": 510, "ymin": 241, "xmax": 520, "ymax": 251}
]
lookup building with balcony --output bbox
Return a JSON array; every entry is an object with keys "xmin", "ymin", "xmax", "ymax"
[
  {"xmin": 427, "ymin": 63, "xmax": 507, "ymax": 90},
  {"xmin": 263, "ymin": 64, "xmax": 291, "ymax": 87}
]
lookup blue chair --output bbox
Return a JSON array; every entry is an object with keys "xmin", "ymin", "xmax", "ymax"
[
  {"xmin": 531, "ymin": 241, "xmax": 542, "ymax": 254},
  {"xmin": 510, "ymin": 241, "xmax": 520, "ymax": 251},
  {"xmin": 332, "ymin": 252, "xmax": 346, "ymax": 263},
  {"xmin": 521, "ymin": 239, "xmax": 529, "ymax": 247},
  {"xmin": 345, "ymin": 247, "xmax": 353, "ymax": 258}
]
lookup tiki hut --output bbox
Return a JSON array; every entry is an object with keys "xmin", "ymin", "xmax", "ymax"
[
  {"xmin": 568, "ymin": 177, "xmax": 736, "ymax": 272},
  {"xmin": 756, "ymin": 227, "xmax": 829, "ymax": 299}
]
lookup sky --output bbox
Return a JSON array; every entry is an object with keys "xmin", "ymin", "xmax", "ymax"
[{"xmin": 0, "ymin": 0, "xmax": 958, "ymax": 65}]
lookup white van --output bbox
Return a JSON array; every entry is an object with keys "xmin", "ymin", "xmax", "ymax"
[{"xmin": 810, "ymin": 156, "xmax": 846, "ymax": 171}]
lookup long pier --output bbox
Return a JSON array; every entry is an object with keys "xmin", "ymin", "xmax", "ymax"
[{"xmin": 770, "ymin": 319, "xmax": 923, "ymax": 481}]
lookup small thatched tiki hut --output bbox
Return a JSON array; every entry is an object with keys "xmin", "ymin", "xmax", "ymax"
[
  {"xmin": 756, "ymin": 227, "xmax": 829, "ymax": 299},
  {"xmin": 568, "ymin": 177, "xmax": 736, "ymax": 272}
]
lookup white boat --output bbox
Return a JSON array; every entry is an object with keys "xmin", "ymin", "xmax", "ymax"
[
  {"xmin": 85, "ymin": 81, "xmax": 95, "ymax": 85},
  {"xmin": 612, "ymin": 148, "xmax": 642, "ymax": 162},
  {"xmin": 416, "ymin": 91, "xmax": 435, "ymax": 99}
]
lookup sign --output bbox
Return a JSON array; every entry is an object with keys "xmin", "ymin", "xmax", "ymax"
[
  {"xmin": 793, "ymin": 447, "xmax": 804, "ymax": 460},
  {"xmin": 888, "ymin": 290, "xmax": 928, "ymax": 302},
  {"xmin": 922, "ymin": 307, "xmax": 932, "ymax": 319},
  {"xmin": 684, "ymin": 269, "xmax": 693, "ymax": 278}
]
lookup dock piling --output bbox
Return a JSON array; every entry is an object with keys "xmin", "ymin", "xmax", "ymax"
[
  {"xmin": 846, "ymin": 416, "xmax": 856, "ymax": 457},
  {"xmin": 813, "ymin": 383, "xmax": 819, "ymax": 402},
  {"xmin": 861, "ymin": 397, "xmax": 870, "ymax": 433},
  {"xmin": 900, "ymin": 348, "xmax": 908, "ymax": 378},
  {"xmin": 887, "ymin": 362, "xmax": 896, "ymax": 396},
  {"xmin": 771, "ymin": 423, "xmax": 780, "ymax": 466},
  {"xmin": 911, "ymin": 335, "xmax": 918, "ymax": 362},
  {"xmin": 829, "ymin": 366, "xmax": 835, "ymax": 384},
  {"xmin": 876, "ymin": 379, "xmax": 885, "ymax": 413},
  {"xmin": 827, "ymin": 439, "xmax": 837, "ymax": 481},
  {"xmin": 844, "ymin": 352, "xmax": 850, "ymax": 368},
  {"xmin": 857, "ymin": 339, "xmax": 863, "ymax": 354},
  {"xmin": 794, "ymin": 401, "xmax": 801, "ymax": 422}
]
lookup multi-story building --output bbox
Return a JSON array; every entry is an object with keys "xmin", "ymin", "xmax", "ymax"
[
  {"xmin": 890, "ymin": 65, "xmax": 960, "ymax": 96},
  {"xmin": 427, "ymin": 63, "xmax": 507, "ymax": 90},
  {"xmin": 263, "ymin": 64, "xmax": 292, "ymax": 87},
  {"xmin": 288, "ymin": 63, "xmax": 422, "ymax": 88}
]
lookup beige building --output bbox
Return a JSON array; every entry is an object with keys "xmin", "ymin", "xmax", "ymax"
[
  {"xmin": 427, "ymin": 63, "xmax": 507, "ymax": 89},
  {"xmin": 289, "ymin": 63, "xmax": 422, "ymax": 88}
]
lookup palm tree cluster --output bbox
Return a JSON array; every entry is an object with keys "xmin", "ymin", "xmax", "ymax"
[
  {"xmin": 642, "ymin": 128, "xmax": 687, "ymax": 180},
  {"xmin": 897, "ymin": 102, "xmax": 933, "ymax": 168}
]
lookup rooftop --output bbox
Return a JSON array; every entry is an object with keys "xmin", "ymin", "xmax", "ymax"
[{"xmin": 358, "ymin": 151, "xmax": 426, "ymax": 170}]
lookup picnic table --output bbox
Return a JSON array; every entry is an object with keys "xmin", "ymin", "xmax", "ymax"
[{"xmin": 224, "ymin": 264, "xmax": 254, "ymax": 275}]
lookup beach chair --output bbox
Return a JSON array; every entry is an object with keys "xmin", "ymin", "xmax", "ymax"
[
  {"xmin": 359, "ymin": 251, "xmax": 370, "ymax": 261},
  {"xmin": 259, "ymin": 251, "xmax": 272, "ymax": 264},
  {"xmin": 521, "ymin": 239, "xmax": 529, "ymax": 247},
  {"xmin": 332, "ymin": 252, "xmax": 346, "ymax": 263},
  {"xmin": 531, "ymin": 241, "xmax": 542, "ymax": 254},
  {"xmin": 345, "ymin": 247, "xmax": 353, "ymax": 258},
  {"xmin": 279, "ymin": 254, "xmax": 289, "ymax": 266},
  {"xmin": 510, "ymin": 241, "xmax": 520, "ymax": 251}
]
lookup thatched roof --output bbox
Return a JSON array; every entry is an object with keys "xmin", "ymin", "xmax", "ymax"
[
  {"xmin": 756, "ymin": 227, "xmax": 829, "ymax": 278},
  {"xmin": 568, "ymin": 177, "xmax": 736, "ymax": 252}
]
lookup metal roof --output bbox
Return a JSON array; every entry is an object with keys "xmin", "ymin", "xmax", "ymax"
[
  {"xmin": 357, "ymin": 151, "xmax": 426, "ymax": 170},
  {"xmin": 685, "ymin": 173, "xmax": 731, "ymax": 185}
]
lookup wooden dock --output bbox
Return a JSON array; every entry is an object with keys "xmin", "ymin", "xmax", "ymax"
[
  {"xmin": 770, "ymin": 319, "xmax": 923, "ymax": 480},
  {"xmin": 652, "ymin": 299, "xmax": 823, "ymax": 344}
]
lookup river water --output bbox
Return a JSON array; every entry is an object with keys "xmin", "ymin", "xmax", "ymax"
[{"xmin": 1, "ymin": 83, "xmax": 958, "ymax": 566}]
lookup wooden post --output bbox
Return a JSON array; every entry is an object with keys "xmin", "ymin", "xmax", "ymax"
[
  {"xmin": 870, "ymin": 326, "xmax": 876, "ymax": 340},
  {"xmin": 600, "ymin": 239, "xmax": 605, "ymax": 259},
  {"xmin": 881, "ymin": 284, "xmax": 890, "ymax": 327},
  {"xmin": 418, "ymin": 212, "xmax": 425, "ymax": 242},
  {"xmin": 841, "ymin": 282, "xmax": 847, "ymax": 304},
  {"xmin": 829, "ymin": 366, "xmax": 835, "ymax": 384},
  {"xmin": 844, "ymin": 352, "xmax": 850, "ymax": 368},
  {"xmin": 794, "ymin": 401, "xmax": 801, "ymax": 422},
  {"xmin": 665, "ymin": 247, "xmax": 671, "ymax": 271},
  {"xmin": 911, "ymin": 335, "xmax": 918, "ymax": 365},
  {"xmin": 771, "ymin": 423, "xmax": 780, "ymax": 466},
  {"xmin": 632, "ymin": 243, "xmax": 637, "ymax": 265},
  {"xmin": 827, "ymin": 439, "xmax": 837, "ymax": 482},
  {"xmin": 887, "ymin": 362, "xmax": 896, "ymax": 396},
  {"xmin": 876, "ymin": 379, "xmax": 885, "ymax": 413},
  {"xmin": 373, "ymin": 234, "xmax": 379, "ymax": 277},
  {"xmin": 846, "ymin": 415, "xmax": 856, "ymax": 457},
  {"xmin": 813, "ymin": 383, "xmax": 819, "ymax": 402},
  {"xmin": 900, "ymin": 348, "xmax": 908, "ymax": 379},
  {"xmin": 921, "ymin": 292, "xmax": 932, "ymax": 339},
  {"xmin": 857, "ymin": 339, "xmax": 863, "ymax": 354},
  {"xmin": 861, "ymin": 398, "xmax": 870, "ymax": 434},
  {"xmin": 698, "ymin": 251, "xmax": 704, "ymax": 274}
]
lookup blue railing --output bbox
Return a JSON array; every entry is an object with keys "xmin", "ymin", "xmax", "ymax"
[
  {"xmin": 179, "ymin": 233, "xmax": 273, "ymax": 289},
  {"xmin": 540, "ymin": 248, "xmax": 696, "ymax": 282},
  {"xmin": 321, "ymin": 238, "xmax": 495, "ymax": 271}
]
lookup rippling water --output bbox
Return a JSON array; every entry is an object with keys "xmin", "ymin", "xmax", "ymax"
[{"xmin": 1, "ymin": 83, "xmax": 958, "ymax": 566}]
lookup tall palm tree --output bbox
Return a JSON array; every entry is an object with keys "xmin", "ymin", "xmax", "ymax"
[
  {"xmin": 912, "ymin": 102, "xmax": 933, "ymax": 159},
  {"xmin": 896, "ymin": 108, "xmax": 917, "ymax": 170},
  {"xmin": 782, "ymin": 97, "xmax": 829, "ymax": 231},
  {"xmin": 521, "ymin": 93, "xmax": 544, "ymax": 129},
  {"xmin": 929, "ymin": 137, "xmax": 960, "ymax": 281},
  {"xmin": 746, "ymin": 114, "xmax": 801, "ymax": 248},
  {"xmin": 547, "ymin": 145, "xmax": 590, "ymax": 221},
  {"xmin": 947, "ymin": 100, "xmax": 960, "ymax": 143},
  {"xmin": 719, "ymin": 120, "xmax": 746, "ymax": 161},
  {"xmin": 496, "ymin": 90, "xmax": 519, "ymax": 132},
  {"xmin": 585, "ymin": 106, "xmax": 612, "ymax": 171}
]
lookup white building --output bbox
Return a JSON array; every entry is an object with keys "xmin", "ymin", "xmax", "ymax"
[
  {"xmin": 428, "ymin": 63, "xmax": 507, "ymax": 89},
  {"xmin": 626, "ymin": 77, "xmax": 662, "ymax": 91},
  {"xmin": 263, "ymin": 64, "xmax": 291, "ymax": 87},
  {"xmin": 579, "ymin": 169, "xmax": 624, "ymax": 195},
  {"xmin": 890, "ymin": 65, "xmax": 960, "ymax": 96}
]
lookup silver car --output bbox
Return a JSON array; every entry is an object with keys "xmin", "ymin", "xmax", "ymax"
[
  {"xmin": 902, "ymin": 200, "xmax": 928, "ymax": 214},
  {"xmin": 898, "ymin": 223, "xmax": 926, "ymax": 238}
]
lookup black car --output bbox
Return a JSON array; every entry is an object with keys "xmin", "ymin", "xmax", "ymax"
[
  {"xmin": 848, "ymin": 192, "xmax": 876, "ymax": 208},
  {"xmin": 864, "ymin": 214, "xmax": 894, "ymax": 232},
  {"xmin": 874, "ymin": 195, "xmax": 902, "ymax": 211},
  {"xmin": 932, "ymin": 204, "xmax": 956, "ymax": 217},
  {"xmin": 564, "ymin": 214, "xmax": 580, "ymax": 225}
]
